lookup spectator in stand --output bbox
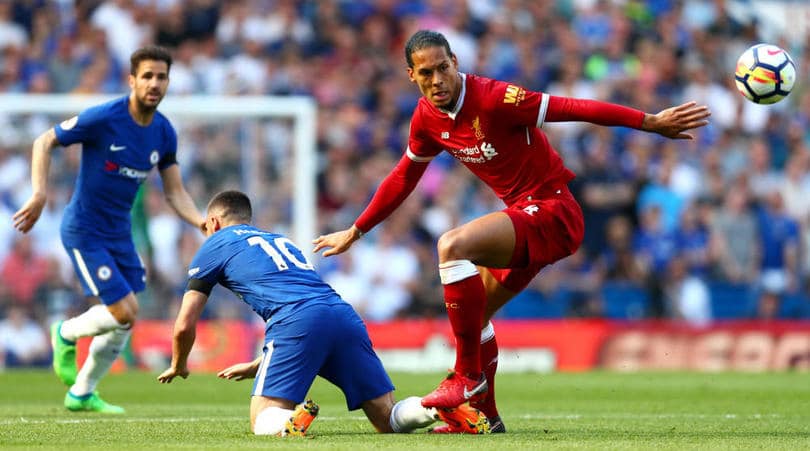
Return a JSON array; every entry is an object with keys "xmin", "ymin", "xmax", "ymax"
[
  {"xmin": 662, "ymin": 255, "xmax": 711, "ymax": 326},
  {"xmin": 779, "ymin": 151, "xmax": 810, "ymax": 224},
  {"xmin": 0, "ymin": 305, "xmax": 50, "ymax": 368},
  {"xmin": 570, "ymin": 135, "xmax": 635, "ymax": 257},
  {"xmin": 755, "ymin": 190, "xmax": 800, "ymax": 294},
  {"xmin": 0, "ymin": 2, "xmax": 28, "ymax": 51},
  {"xmin": 637, "ymin": 157, "xmax": 686, "ymax": 234},
  {"xmin": 675, "ymin": 198, "xmax": 712, "ymax": 277},
  {"xmin": 0, "ymin": 234, "xmax": 51, "ymax": 308},
  {"xmin": 746, "ymin": 137, "xmax": 784, "ymax": 203},
  {"xmin": 710, "ymin": 187, "xmax": 760, "ymax": 284},
  {"xmin": 599, "ymin": 215, "xmax": 649, "ymax": 285}
]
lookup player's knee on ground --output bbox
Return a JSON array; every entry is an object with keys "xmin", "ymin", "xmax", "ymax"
[{"xmin": 253, "ymin": 406, "xmax": 294, "ymax": 435}]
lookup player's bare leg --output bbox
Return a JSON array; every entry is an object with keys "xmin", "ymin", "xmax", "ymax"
[
  {"xmin": 251, "ymin": 395, "xmax": 318, "ymax": 436},
  {"xmin": 423, "ymin": 212, "xmax": 515, "ymax": 409},
  {"xmin": 362, "ymin": 391, "xmax": 398, "ymax": 432}
]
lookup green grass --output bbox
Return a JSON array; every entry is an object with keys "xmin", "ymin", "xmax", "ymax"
[{"xmin": 1, "ymin": 370, "xmax": 808, "ymax": 449}]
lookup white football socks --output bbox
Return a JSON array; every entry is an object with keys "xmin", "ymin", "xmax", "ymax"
[
  {"xmin": 254, "ymin": 406, "xmax": 294, "ymax": 435},
  {"xmin": 69, "ymin": 326, "xmax": 131, "ymax": 397},
  {"xmin": 389, "ymin": 396, "xmax": 437, "ymax": 433},
  {"xmin": 59, "ymin": 304, "xmax": 122, "ymax": 342}
]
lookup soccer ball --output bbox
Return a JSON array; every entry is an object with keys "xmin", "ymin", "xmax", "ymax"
[{"xmin": 734, "ymin": 44, "xmax": 796, "ymax": 104}]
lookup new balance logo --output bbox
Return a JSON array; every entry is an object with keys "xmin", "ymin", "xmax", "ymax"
[
  {"xmin": 481, "ymin": 142, "xmax": 497, "ymax": 160},
  {"xmin": 109, "ymin": 144, "xmax": 126, "ymax": 151},
  {"xmin": 441, "ymin": 131, "xmax": 449, "ymax": 139}
]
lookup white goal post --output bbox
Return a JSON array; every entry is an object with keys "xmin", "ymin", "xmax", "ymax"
[{"xmin": 0, "ymin": 94, "xmax": 317, "ymax": 247}]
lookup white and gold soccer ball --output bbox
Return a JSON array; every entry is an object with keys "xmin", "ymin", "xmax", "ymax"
[{"xmin": 734, "ymin": 43, "xmax": 796, "ymax": 105}]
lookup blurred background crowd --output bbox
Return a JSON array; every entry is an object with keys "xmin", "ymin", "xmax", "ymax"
[{"xmin": 1, "ymin": 0, "xmax": 810, "ymax": 368}]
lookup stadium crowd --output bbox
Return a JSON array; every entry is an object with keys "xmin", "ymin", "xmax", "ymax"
[{"xmin": 1, "ymin": 0, "xmax": 810, "ymax": 367}]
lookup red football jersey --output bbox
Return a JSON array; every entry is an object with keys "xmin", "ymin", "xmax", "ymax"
[
  {"xmin": 407, "ymin": 73, "xmax": 575, "ymax": 207},
  {"xmin": 353, "ymin": 73, "xmax": 644, "ymax": 233}
]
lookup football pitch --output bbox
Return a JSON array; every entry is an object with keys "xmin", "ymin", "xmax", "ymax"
[{"xmin": 1, "ymin": 370, "xmax": 808, "ymax": 450}]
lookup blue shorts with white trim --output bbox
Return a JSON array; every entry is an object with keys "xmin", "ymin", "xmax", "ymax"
[
  {"xmin": 61, "ymin": 234, "xmax": 145, "ymax": 305},
  {"xmin": 252, "ymin": 301, "xmax": 394, "ymax": 410}
]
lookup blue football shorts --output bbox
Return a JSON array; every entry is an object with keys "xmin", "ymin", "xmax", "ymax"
[
  {"xmin": 62, "ymin": 236, "xmax": 146, "ymax": 305},
  {"xmin": 252, "ymin": 301, "xmax": 394, "ymax": 410}
]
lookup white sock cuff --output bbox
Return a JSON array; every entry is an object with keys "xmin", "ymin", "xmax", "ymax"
[
  {"xmin": 480, "ymin": 321, "xmax": 495, "ymax": 343},
  {"xmin": 390, "ymin": 396, "xmax": 436, "ymax": 433},
  {"xmin": 438, "ymin": 260, "xmax": 479, "ymax": 285},
  {"xmin": 254, "ymin": 406, "xmax": 294, "ymax": 435},
  {"xmin": 389, "ymin": 399, "xmax": 405, "ymax": 433},
  {"xmin": 60, "ymin": 305, "xmax": 122, "ymax": 341}
]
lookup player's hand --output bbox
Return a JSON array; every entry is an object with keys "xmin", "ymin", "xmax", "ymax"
[
  {"xmin": 642, "ymin": 101, "xmax": 711, "ymax": 140},
  {"xmin": 217, "ymin": 361, "xmax": 259, "ymax": 381},
  {"xmin": 157, "ymin": 366, "xmax": 189, "ymax": 383},
  {"xmin": 12, "ymin": 192, "xmax": 47, "ymax": 233},
  {"xmin": 312, "ymin": 226, "xmax": 363, "ymax": 257}
]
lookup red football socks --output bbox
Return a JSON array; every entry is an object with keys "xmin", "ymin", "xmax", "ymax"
[
  {"xmin": 472, "ymin": 330, "xmax": 500, "ymax": 419},
  {"xmin": 439, "ymin": 260, "xmax": 486, "ymax": 379}
]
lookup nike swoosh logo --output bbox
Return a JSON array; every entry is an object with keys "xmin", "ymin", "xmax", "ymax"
[
  {"xmin": 766, "ymin": 49, "xmax": 782, "ymax": 55},
  {"xmin": 110, "ymin": 144, "xmax": 126, "ymax": 151},
  {"xmin": 462, "ymin": 379, "xmax": 487, "ymax": 399}
]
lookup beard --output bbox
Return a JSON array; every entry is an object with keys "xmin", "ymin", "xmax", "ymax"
[{"xmin": 135, "ymin": 91, "xmax": 163, "ymax": 113}]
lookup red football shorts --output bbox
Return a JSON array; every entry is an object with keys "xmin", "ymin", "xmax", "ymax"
[{"xmin": 487, "ymin": 186, "xmax": 584, "ymax": 293}]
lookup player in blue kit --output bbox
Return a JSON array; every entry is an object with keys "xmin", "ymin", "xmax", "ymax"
[
  {"xmin": 157, "ymin": 191, "xmax": 488, "ymax": 436},
  {"xmin": 12, "ymin": 46, "xmax": 204, "ymax": 413}
]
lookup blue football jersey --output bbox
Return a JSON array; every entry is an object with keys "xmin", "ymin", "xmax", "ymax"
[
  {"xmin": 187, "ymin": 225, "xmax": 343, "ymax": 323},
  {"xmin": 55, "ymin": 96, "xmax": 177, "ymax": 241}
]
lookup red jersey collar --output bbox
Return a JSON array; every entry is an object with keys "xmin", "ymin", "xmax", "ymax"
[{"xmin": 437, "ymin": 72, "xmax": 467, "ymax": 120}]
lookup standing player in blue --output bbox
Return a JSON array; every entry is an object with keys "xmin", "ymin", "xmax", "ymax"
[
  {"xmin": 157, "ymin": 191, "xmax": 488, "ymax": 436},
  {"xmin": 12, "ymin": 46, "xmax": 204, "ymax": 413}
]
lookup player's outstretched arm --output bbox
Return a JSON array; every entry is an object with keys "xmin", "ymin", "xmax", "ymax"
[
  {"xmin": 158, "ymin": 290, "xmax": 208, "ymax": 384},
  {"xmin": 641, "ymin": 101, "xmax": 711, "ymax": 140},
  {"xmin": 312, "ymin": 225, "xmax": 364, "ymax": 257},
  {"xmin": 218, "ymin": 356, "xmax": 263, "ymax": 381},
  {"xmin": 159, "ymin": 165, "xmax": 206, "ymax": 232},
  {"xmin": 12, "ymin": 128, "xmax": 59, "ymax": 233}
]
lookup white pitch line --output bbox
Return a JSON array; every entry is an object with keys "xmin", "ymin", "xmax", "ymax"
[
  {"xmin": 1, "ymin": 412, "xmax": 787, "ymax": 426},
  {"xmin": 518, "ymin": 413, "xmax": 782, "ymax": 420},
  {"xmin": 1, "ymin": 416, "xmax": 368, "ymax": 426}
]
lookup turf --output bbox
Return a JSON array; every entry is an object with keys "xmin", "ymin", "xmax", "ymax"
[{"xmin": 1, "ymin": 370, "xmax": 808, "ymax": 449}]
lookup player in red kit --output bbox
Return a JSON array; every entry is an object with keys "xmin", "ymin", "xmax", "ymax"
[{"xmin": 313, "ymin": 30, "xmax": 710, "ymax": 433}]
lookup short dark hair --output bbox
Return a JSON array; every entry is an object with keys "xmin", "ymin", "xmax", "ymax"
[
  {"xmin": 130, "ymin": 45, "xmax": 173, "ymax": 75},
  {"xmin": 208, "ymin": 190, "xmax": 253, "ymax": 224},
  {"xmin": 404, "ymin": 30, "xmax": 454, "ymax": 68}
]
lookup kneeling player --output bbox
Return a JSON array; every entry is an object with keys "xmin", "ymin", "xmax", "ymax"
[{"xmin": 157, "ymin": 191, "xmax": 487, "ymax": 435}]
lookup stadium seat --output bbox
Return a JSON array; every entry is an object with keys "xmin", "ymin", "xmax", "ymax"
[
  {"xmin": 778, "ymin": 293, "xmax": 810, "ymax": 319},
  {"xmin": 600, "ymin": 282, "xmax": 649, "ymax": 320},
  {"xmin": 498, "ymin": 289, "xmax": 570, "ymax": 319},
  {"xmin": 708, "ymin": 282, "xmax": 757, "ymax": 320}
]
